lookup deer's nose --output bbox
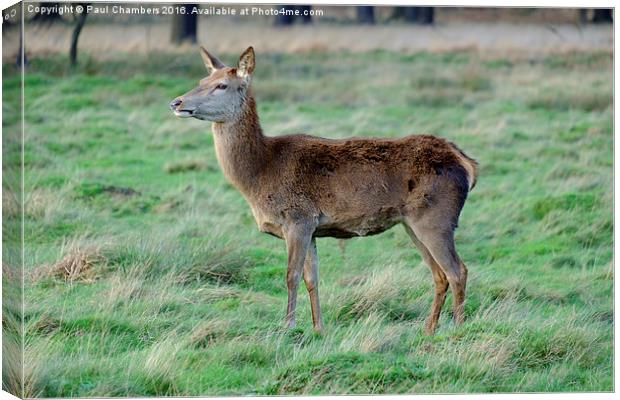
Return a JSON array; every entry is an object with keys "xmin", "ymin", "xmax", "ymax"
[{"xmin": 169, "ymin": 98, "xmax": 183, "ymax": 110}]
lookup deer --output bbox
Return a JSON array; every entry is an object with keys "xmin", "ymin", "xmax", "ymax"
[{"xmin": 169, "ymin": 46, "xmax": 478, "ymax": 335}]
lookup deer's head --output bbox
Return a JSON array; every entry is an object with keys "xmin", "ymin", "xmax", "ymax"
[{"xmin": 170, "ymin": 46, "xmax": 255, "ymax": 122}]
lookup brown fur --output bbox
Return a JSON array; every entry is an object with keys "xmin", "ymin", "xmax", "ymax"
[{"xmin": 172, "ymin": 47, "xmax": 479, "ymax": 334}]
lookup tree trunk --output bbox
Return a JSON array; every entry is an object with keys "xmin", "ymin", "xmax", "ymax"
[
  {"xmin": 592, "ymin": 9, "xmax": 613, "ymax": 23},
  {"xmin": 299, "ymin": 6, "xmax": 311, "ymax": 24},
  {"xmin": 392, "ymin": 7, "xmax": 434, "ymax": 25},
  {"xmin": 578, "ymin": 9, "xmax": 588, "ymax": 24},
  {"xmin": 357, "ymin": 6, "xmax": 375, "ymax": 24},
  {"xmin": 17, "ymin": 23, "xmax": 25, "ymax": 67},
  {"xmin": 171, "ymin": 4, "xmax": 198, "ymax": 43},
  {"xmin": 417, "ymin": 7, "xmax": 434, "ymax": 25},
  {"xmin": 274, "ymin": 5, "xmax": 311, "ymax": 25},
  {"xmin": 274, "ymin": 5, "xmax": 295, "ymax": 26},
  {"xmin": 31, "ymin": 2, "xmax": 62, "ymax": 23},
  {"xmin": 69, "ymin": 4, "xmax": 87, "ymax": 66},
  {"xmin": 402, "ymin": 7, "xmax": 417, "ymax": 21},
  {"xmin": 16, "ymin": 3, "xmax": 27, "ymax": 67}
]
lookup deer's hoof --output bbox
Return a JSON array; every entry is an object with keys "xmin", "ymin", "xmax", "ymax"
[{"xmin": 424, "ymin": 323, "xmax": 437, "ymax": 336}]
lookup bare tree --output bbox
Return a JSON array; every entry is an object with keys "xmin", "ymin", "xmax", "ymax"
[
  {"xmin": 171, "ymin": 4, "xmax": 198, "ymax": 43},
  {"xmin": 69, "ymin": 3, "xmax": 88, "ymax": 66},
  {"xmin": 18, "ymin": 22, "xmax": 26, "ymax": 67},
  {"xmin": 31, "ymin": 2, "xmax": 62, "ymax": 23},
  {"xmin": 392, "ymin": 6, "xmax": 434, "ymax": 25},
  {"xmin": 578, "ymin": 8, "xmax": 613, "ymax": 24},
  {"xmin": 357, "ymin": 6, "xmax": 375, "ymax": 24},
  {"xmin": 274, "ymin": 5, "xmax": 312, "ymax": 26},
  {"xmin": 299, "ymin": 5, "xmax": 311, "ymax": 24},
  {"xmin": 274, "ymin": 5, "xmax": 295, "ymax": 25},
  {"xmin": 5, "ymin": 3, "xmax": 28, "ymax": 67},
  {"xmin": 592, "ymin": 8, "xmax": 613, "ymax": 23}
]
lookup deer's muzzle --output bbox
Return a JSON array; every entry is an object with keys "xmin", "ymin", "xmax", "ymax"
[{"xmin": 170, "ymin": 97, "xmax": 195, "ymax": 118}]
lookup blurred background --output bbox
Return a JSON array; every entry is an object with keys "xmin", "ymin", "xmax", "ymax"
[{"xmin": 2, "ymin": 4, "xmax": 614, "ymax": 62}]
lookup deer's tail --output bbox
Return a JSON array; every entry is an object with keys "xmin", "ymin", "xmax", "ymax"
[{"xmin": 449, "ymin": 142, "xmax": 479, "ymax": 191}]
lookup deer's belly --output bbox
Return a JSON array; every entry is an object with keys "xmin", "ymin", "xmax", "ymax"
[
  {"xmin": 249, "ymin": 199, "xmax": 403, "ymax": 240},
  {"xmin": 314, "ymin": 206, "xmax": 403, "ymax": 238}
]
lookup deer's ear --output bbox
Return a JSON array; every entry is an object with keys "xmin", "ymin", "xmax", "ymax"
[
  {"xmin": 200, "ymin": 46, "xmax": 226, "ymax": 74},
  {"xmin": 236, "ymin": 47, "xmax": 255, "ymax": 80}
]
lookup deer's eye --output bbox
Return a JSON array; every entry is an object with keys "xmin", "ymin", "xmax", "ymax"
[{"xmin": 215, "ymin": 83, "xmax": 228, "ymax": 91}]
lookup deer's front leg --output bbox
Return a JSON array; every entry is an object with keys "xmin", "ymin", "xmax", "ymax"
[
  {"xmin": 284, "ymin": 224, "xmax": 314, "ymax": 329},
  {"xmin": 303, "ymin": 238, "xmax": 324, "ymax": 333}
]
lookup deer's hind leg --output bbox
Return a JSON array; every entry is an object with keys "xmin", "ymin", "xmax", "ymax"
[
  {"xmin": 403, "ymin": 224, "xmax": 449, "ymax": 335},
  {"xmin": 405, "ymin": 216, "xmax": 468, "ymax": 330}
]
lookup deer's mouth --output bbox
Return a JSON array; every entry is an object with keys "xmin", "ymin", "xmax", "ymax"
[{"xmin": 174, "ymin": 109, "xmax": 195, "ymax": 118}]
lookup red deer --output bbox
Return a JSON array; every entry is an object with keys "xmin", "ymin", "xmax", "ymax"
[{"xmin": 170, "ymin": 47, "xmax": 478, "ymax": 335}]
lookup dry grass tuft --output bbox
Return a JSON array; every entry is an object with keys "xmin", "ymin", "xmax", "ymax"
[
  {"xmin": 33, "ymin": 242, "xmax": 107, "ymax": 283},
  {"xmin": 2, "ymin": 190, "xmax": 20, "ymax": 218},
  {"xmin": 27, "ymin": 315, "xmax": 61, "ymax": 335},
  {"xmin": 3, "ymin": 262, "xmax": 19, "ymax": 282},
  {"xmin": 25, "ymin": 188, "xmax": 67, "ymax": 218},
  {"xmin": 4, "ymin": 188, "xmax": 67, "ymax": 219}
]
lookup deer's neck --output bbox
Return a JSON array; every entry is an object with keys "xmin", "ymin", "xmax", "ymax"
[{"xmin": 211, "ymin": 96, "xmax": 267, "ymax": 196}]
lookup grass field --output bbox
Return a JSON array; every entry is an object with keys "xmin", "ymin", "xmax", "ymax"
[{"xmin": 3, "ymin": 48, "xmax": 613, "ymax": 396}]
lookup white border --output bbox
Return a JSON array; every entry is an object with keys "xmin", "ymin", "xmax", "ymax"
[{"xmin": 0, "ymin": 1, "xmax": 615, "ymax": 400}]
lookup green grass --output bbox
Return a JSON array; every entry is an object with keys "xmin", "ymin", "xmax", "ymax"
[{"xmin": 3, "ymin": 49, "xmax": 613, "ymax": 396}]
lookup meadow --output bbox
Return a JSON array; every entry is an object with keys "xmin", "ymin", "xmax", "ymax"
[{"xmin": 2, "ymin": 47, "xmax": 613, "ymax": 396}]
